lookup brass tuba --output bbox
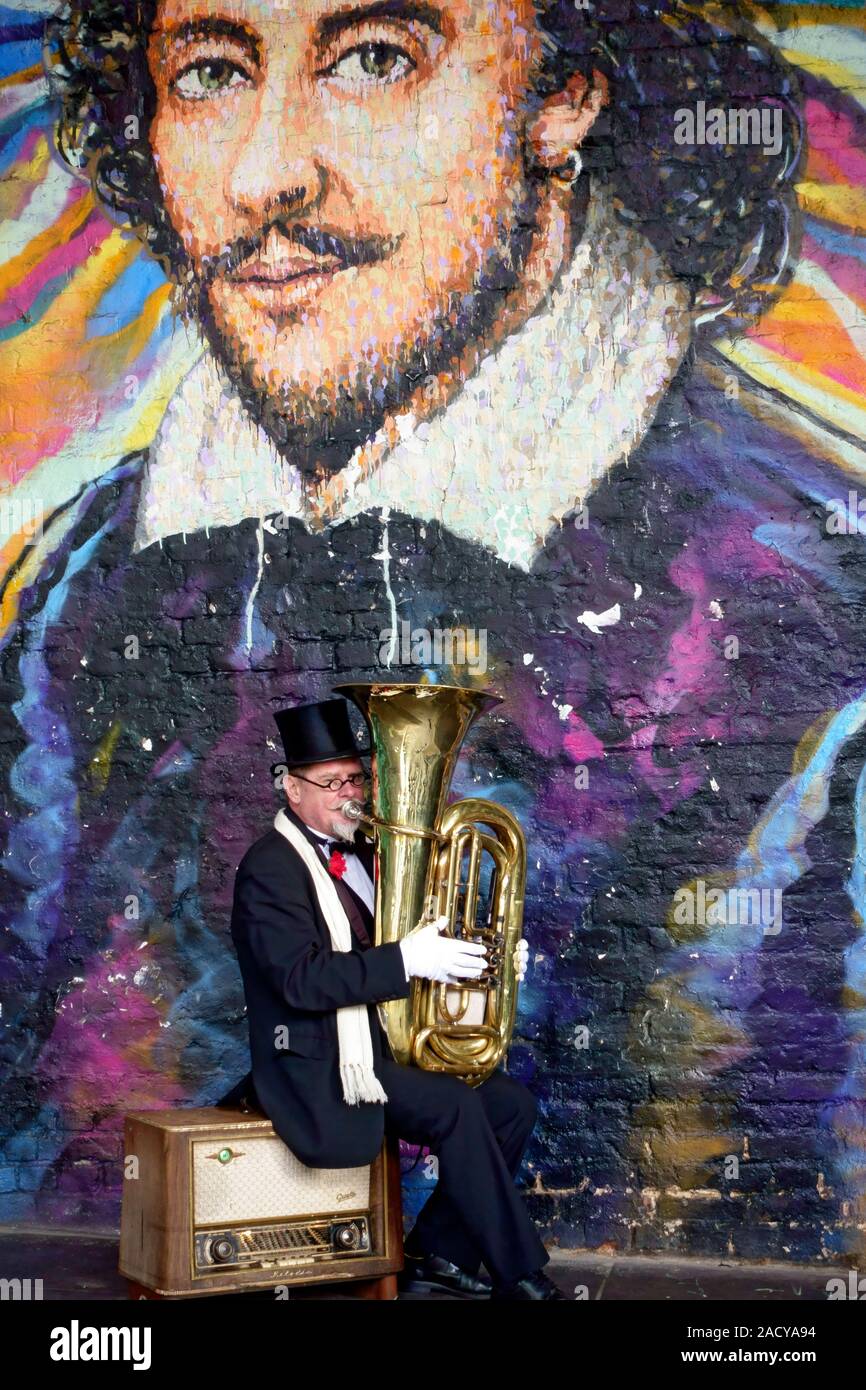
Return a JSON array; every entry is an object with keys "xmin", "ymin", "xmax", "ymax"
[{"xmin": 334, "ymin": 682, "xmax": 526, "ymax": 1087}]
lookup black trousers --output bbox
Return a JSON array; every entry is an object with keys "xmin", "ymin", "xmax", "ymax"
[{"xmin": 378, "ymin": 1058, "xmax": 549, "ymax": 1285}]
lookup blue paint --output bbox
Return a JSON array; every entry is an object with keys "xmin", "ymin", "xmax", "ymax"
[
  {"xmin": 0, "ymin": 37, "xmax": 42, "ymax": 78},
  {"xmin": 87, "ymin": 255, "xmax": 168, "ymax": 340}
]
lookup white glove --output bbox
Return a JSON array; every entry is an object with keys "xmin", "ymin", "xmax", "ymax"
[
  {"xmin": 399, "ymin": 916, "xmax": 488, "ymax": 985},
  {"xmin": 514, "ymin": 938, "xmax": 529, "ymax": 982}
]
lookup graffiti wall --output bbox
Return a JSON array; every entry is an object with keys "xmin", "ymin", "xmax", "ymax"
[{"xmin": 1, "ymin": 0, "xmax": 866, "ymax": 1264}]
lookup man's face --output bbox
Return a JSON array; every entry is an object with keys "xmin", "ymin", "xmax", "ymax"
[
  {"xmin": 147, "ymin": 0, "xmax": 543, "ymax": 460},
  {"xmin": 284, "ymin": 756, "xmax": 367, "ymax": 838}
]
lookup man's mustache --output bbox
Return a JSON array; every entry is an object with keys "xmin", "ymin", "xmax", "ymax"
[{"xmin": 198, "ymin": 219, "xmax": 403, "ymax": 285}]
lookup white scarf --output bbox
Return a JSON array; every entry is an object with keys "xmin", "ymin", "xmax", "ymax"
[{"xmin": 272, "ymin": 808, "xmax": 388, "ymax": 1106}]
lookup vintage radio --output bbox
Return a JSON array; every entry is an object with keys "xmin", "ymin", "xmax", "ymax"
[{"xmin": 119, "ymin": 1107, "xmax": 403, "ymax": 1299}]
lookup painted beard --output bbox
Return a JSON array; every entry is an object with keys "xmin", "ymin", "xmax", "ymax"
[{"xmin": 180, "ymin": 173, "xmax": 543, "ymax": 479}]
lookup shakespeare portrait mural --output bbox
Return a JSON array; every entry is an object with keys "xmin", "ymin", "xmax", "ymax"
[{"xmin": 2, "ymin": 0, "xmax": 866, "ymax": 1263}]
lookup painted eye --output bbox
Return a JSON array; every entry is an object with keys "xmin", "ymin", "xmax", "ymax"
[
  {"xmin": 173, "ymin": 60, "xmax": 249, "ymax": 99},
  {"xmin": 326, "ymin": 41, "xmax": 415, "ymax": 86}
]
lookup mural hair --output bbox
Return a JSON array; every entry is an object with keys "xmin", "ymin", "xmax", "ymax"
[{"xmin": 44, "ymin": 0, "xmax": 804, "ymax": 336}]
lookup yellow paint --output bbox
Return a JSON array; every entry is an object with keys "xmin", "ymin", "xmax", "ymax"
[
  {"xmin": 748, "ymin": 3, "xmax": 866, "ymax": 35},
  {"xmin": 796, "ymin": 181, "xmax": 866, "ymax": 236},
  {"xmin": 0, "ymin": 136, "xmax": 50, "ymax": 224},
  {"xmin": 89, "ymin": 281, "xmax": 173, "ymax": 376},
  {"xmin": 791, "ymin": 713, "xmax": 838, "ymax": 777},
  {"xmin": 779, "ymin": 47, "xmax": 865, "ymax": 99},
  {"xmin": 0, "ymin": 63, "xmax": 44, "ymax": 89},
  {"xmin": 0, "ymin": 190, "xmax": 94, "ymax": 301},
  {"xmin": 86, "ymin": 720, "xmax": 123, "ymax": 795},
  {"xmin": 0, "ymin": 231, "xmax": 142, "ymax": 465}
]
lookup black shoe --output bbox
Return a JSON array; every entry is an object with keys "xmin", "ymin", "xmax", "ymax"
[
  {"xmin": 490, "ymin": 1268, "xmax": 568, "ymax": 1300},
  {"xmin": 399, "ymin": 1251, "xmax": 492, "ymax": 1298}
]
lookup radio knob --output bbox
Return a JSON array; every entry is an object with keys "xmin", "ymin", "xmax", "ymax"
[
  {"xmin": 334, "ymin": 1224, "xmax": 359, "ymax": 1249},
  {"xmin": 210, "ymin": 1236, "xmax": 236, "ymax": 1264}
]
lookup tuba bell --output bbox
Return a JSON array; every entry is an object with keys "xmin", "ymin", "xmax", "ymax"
[{"xmin": 333, "ymin": 682, "xmax": 526, "ymax": 1087}]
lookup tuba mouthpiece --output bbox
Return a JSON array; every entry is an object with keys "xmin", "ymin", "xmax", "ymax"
[{"xmin": 341, "ymin": 798, "xmax": 365, "ymax": 820}]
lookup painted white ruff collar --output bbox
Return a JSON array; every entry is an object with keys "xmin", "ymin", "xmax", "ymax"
[{"xmin": 133, "ymin": 185, "xmax": 693, "ymax": 570}]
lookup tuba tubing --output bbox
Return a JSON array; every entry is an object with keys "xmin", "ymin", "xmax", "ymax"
[{"xmin": 335, "ymin": 683, "xmax": 526, "ymax": 1086}]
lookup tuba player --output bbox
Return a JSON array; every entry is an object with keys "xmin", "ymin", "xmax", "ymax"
[{"xmin": 228, "ymin": 695, "xmax": 563, "ymax": 1299}]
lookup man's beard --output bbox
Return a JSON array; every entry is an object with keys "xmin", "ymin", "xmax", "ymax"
[
  {"xmin": 328, "ymin": 814, "xmax": 359, "ymax": 843},
  {"xmin": 178, "ymin": 172, "xmax": 543, "ymax": 480}
]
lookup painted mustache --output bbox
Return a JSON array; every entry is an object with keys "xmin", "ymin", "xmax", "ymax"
[{"xmin": 199, "ymin": 221, "xmax": 403, "ymax": 287}]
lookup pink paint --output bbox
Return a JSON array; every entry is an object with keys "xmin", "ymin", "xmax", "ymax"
[
  {"xmin": 637, "ymin": 549, "xmax": 719, "ymax": 722},
  {"xmin": 543, "ymin": 759, "xmax": 636, "ymax": 843},
  {"xmin": 804, "ymin": 99, "xmax": 866, "ymax": 188},
  {"xmin": 2, "ymin": 418, "xmax": 78, "ymax": 478},
  {"xmin": 563, "ymin": 712, "xmax": 605, "ymax": 762},
  {"xmin": 818, "ymin": 358, "xmax": 864, "ymax": 399},
  {"xmin": 633, "ymin": 742, "xmax": 706, "ymax": 814},
  {"xmin": 150, "ymin": 738, "xmax": 189, "ymax": 777},
  {"xmin": 0, "ymin": 192, "xmax": 107, "ymax": 330},
  {"xmin": 746, "ymin": 319, "xmax": 863, "ymax": 401},
  {"xmin": 605, "ymin": 543, "xmax": 747, "ymax": 812},
  {"xmin": 34, "ymin": 921, "xmax": 188, "ymax": 1116},
  {"xmin": 630, "ymin": 722, "xmax": 659, "ymax": 750}
]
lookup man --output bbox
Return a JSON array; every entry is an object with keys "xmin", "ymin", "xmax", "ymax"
[
  {"xmin": 3, "ymin": 0, "xmax": 866, "ymax": 1265},
  {"xmin": 230, "ymin": 695, "xmax": 558, "ymax": 1299}
]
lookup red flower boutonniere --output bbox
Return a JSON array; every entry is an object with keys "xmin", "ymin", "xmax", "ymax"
[{"xmin": 328, "ymin": 849, "xmax": 347, "ymax": 880}]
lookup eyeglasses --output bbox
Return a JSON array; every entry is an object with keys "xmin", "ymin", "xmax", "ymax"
[{"xmin": 290, "ymin": 771, "xmax": 368, "ymax": 793}]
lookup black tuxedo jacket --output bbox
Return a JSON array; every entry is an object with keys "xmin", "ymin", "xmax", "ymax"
[{"xmin": 229, "ymin": 806, "xmax": 410, "ymax": 1167}]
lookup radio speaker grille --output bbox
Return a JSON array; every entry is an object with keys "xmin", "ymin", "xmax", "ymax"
[{"xmin": 193, "ymin": 1135, "xmax": 371, "ymax": 1225}]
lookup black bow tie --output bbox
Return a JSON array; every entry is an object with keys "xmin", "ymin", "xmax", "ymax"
[{"xmin": 322, "ymin": 839, "xmax": 356, "ymax": 856}]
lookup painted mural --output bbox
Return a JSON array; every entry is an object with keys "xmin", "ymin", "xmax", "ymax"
[{"xmin": 1, "ymin": 0, "xmax": 866, "ymax": 1264}]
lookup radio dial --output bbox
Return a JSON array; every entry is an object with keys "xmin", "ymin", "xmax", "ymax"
[{"xmin": 334, "ymin": 1224, "xmax": 359, "ymax": 1249}]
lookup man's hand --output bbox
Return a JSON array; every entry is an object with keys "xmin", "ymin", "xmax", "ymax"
[
  {"xmin": 514, "ymin": 938, "xmax": 529, "ymax": 982},
  {"xmin": 400, "ymin": 916, "xmax": 488, "ymax": 984}
]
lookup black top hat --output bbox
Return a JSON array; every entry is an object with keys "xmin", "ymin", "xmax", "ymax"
[{"xmin": 273, "ymin": 698, "xmax": 370, "ymax": 769}]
